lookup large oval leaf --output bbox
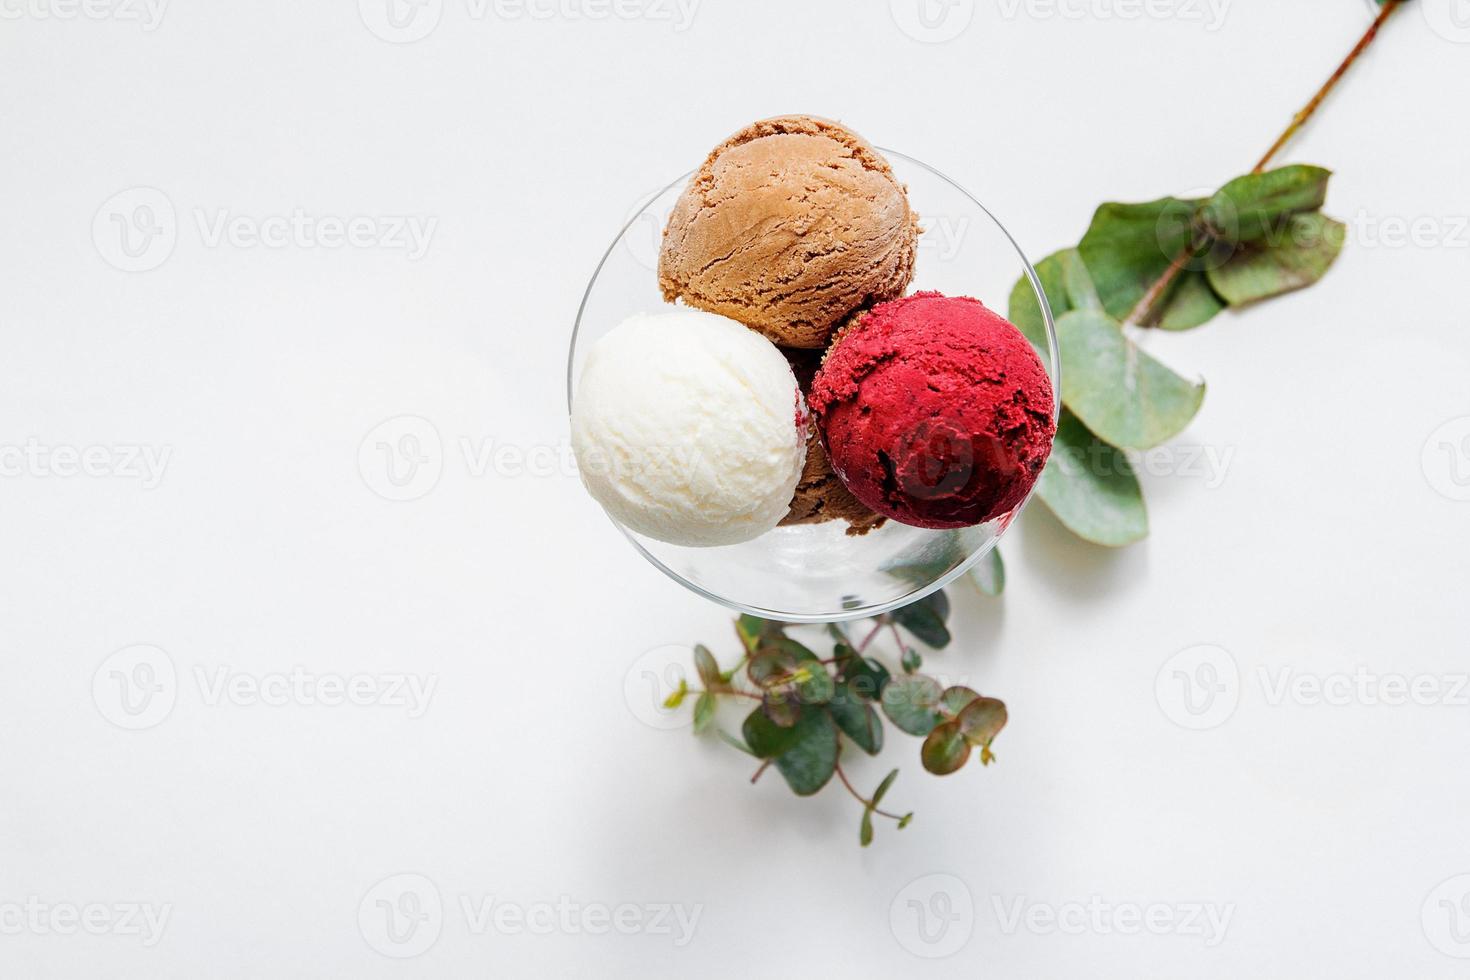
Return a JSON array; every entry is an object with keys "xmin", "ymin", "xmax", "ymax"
[
  {"xmin": 957, "ymin": 697, "xmax": 1008, "ymax": 747},
  {"xmin": 1008, "ymin": 247, "xmax": 1100, "ymax": 353},
  {"xmin": 1056, "ymin": 309, "xmax": 1206, "ymax": 450},
  {"xmin": 880, "ymin": 675, "xmax": 944, "ymax": 736},
  {"xmin": 742, "ymin": 708, "xmax": 799, "ymax": 759},
  {"xmin": 890, "ymin": 593, "xmax": 951, "ymax": 649},
  {"xmin": 1206, "ymin": 212, "xmax": 1346, "ymax": 306},
  {"xmin": 829, "ymin": 680, "xmax": 884, "ymax": 755},
  {"xmin": 920, "ymin": 721, "xmax": 971, "ymax": 775},
  {"xmin": 773, "ymin": 707, "xmax": 839, "ymax": 797},
  {"xmin": 1200, "ymin": 165, "xmax": 1332, "ymax": 243},
  {"xmin": 1036, "ymin": 409, "xmax": 1148, "ymax": 547},
  {"xmin": 1077, "ymin": 197, "xmax": 1224, "ymax": 331}
]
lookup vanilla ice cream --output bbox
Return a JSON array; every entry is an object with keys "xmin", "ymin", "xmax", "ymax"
[{"xmin": 571, "ymin": 309, "xmax": 807, "ymax": 547}]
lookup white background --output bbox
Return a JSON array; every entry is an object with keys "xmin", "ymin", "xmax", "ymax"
[{"xmin": 3, "ymin": 0, "xmax": 1469, "ymax": 976}]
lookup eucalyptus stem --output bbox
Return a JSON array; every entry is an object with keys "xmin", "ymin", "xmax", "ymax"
[
  {"xmin": 834, "ymin": 762, "xmax": 904, "ymax": 821},
  {"xmin": 1123, "ymin": 0, "xmax": 1403, "ymax": 328},
  {"xmin": 1251, "ymin": 0, "xmax": 1404, "ymax": 175}
]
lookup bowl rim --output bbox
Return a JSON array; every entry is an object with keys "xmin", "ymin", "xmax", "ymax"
[{"xmin": 567, "ymin": 148, "xmax": 1060, "ymax": 623}]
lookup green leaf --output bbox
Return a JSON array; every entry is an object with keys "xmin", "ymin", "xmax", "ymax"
[
  {"xmin": 1036, "ymin": 409, "xmax": 1148, "ymax": 547},
  {"xmin": 939, "ymin": 686, "xmax": 981, "ymax": 717},
  {"xmin": 860, "ymin": 770, "xmax": 899, "ymax": 848},
  {"xmin": 839, "ymin": 651, "xmax": 891, "ymax": 701},
  {"xmin": 897, "ymin": 813, "xmax": 914, "ymax": 830},
  {"xmin": 1201, "ymin": 165, "xmax": 1332, "ymax": 243},
  {"xmin": 1206, "ymin": 211, "xmax": 1346, "ymax": 306},
  {"xmin": 881, "ymin": 675, "xmax": 944, "ymax": 736},
  {"xmin": 1156, "ymin": 269, "xmax": 1227, "ymax": 332},
  {"xmin": 881, "ymin": 543, "xmax": 969, "ymax": 590},
  {"xmin": 692, "ymin": 692, "xmax": 716, "ymax": 734},
  {"xmin": 871, "ymin": 768, "xmax": 899, "ymax": 808},
  {"xmin": 736, "ymin": 614, "xmax": 783, "ymax": 655},
  {"xmin": 1078, "ymin": 197, "xmax": 1224, "ymax": 330},
  {"xmin": 920, "ymin": 721, "xmax": 971, "ymax": 775},
  {"xmin": 741, "ymin": 708, "xmax": 799, "ymax": 759},
  {"xmin": 969, "ymin": 548, "xmax": 1005, "ymax": 597},
  {"xmin": 793, "ymin": 664, "xmax": 835, "ymax": 705},
  {"xmin": 778, "ymin": 637, "xmax": 820, "ymax": 663},
  {"xmin": 748, "ymin": 647, "xmax": 798, "ymax": 689},
  {"xmin": 717, "ymin": 729, "xmax": 757, "ymax": 756},
  {"xmin": 890, "ymin": 593, "xmax": 951, "ymax": 649},
  {"xmin": 1056, "ymin": 309, "xmax": 1205, "ymax": 450},
  {"xmin": 829, "ymin": 680, "xmax": 884, "ymax": 755},
  {"xmin": 693, "ymin": 645, "xmax": 720, "ymax": 689},
  {"xmin": 957, "ymin": 697, "xmax": 1008, "ymax": 748},
  {"xmin": 1008, "ymin": 248, "xmax": 1100, "ymax": 353},
  {"xmin": 900, "ymin": 646, "xmax": 922, "ymax": 675},
  {"xmin": 773, "ymin": 707, "xmax": 839, "ymax": 797},
  {"xmin": 762, "ymin": 693, "xmax": 802, "ymax": 729},
  {"xmin": 662, "ymin": 678, "xmax": 689, "ymax": 710}
]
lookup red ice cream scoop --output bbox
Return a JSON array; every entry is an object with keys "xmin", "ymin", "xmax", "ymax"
[{"xmin": 808, "ymin": 292, "xmax": 1056, "ymax": 530}]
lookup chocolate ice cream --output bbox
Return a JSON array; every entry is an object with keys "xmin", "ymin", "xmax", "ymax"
[
  {"xmin": 659, "ymin": 115, "xmax": 920, "ymax": 350},
  {"xmin": 778, "ymin": 347, "xmax": 886, "ymax": 535},
  {"xmin": 781, "ymin": 427, "xmax": 888, "ymax": 535}
]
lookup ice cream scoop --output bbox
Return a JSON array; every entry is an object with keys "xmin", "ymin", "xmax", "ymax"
[
  {"xmin": 658, "ymin": 115, "xmax": 920, "ymax": 350},
  {"xmin": 781, "ymin": 428, "xmax": 888, "ymax": 535},
  {"xmin": 571, "ymin": 309, "xmax": 807, "ymax": 547},
  {"xmin": 776, "ymin": 347, "xmax": 886, "ymax": 535},
  {"xmin": 809, "ymin": 292, "xmax": 1056, "ymax": 530}
]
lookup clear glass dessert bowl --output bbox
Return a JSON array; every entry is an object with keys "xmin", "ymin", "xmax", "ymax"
[{"xmin": 567, "ymin": 151, "xmax": 1060, "ymax": 623}]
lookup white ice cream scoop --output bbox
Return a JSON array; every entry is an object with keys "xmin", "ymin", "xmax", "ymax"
[{"xmin": 571, "ymin": 309, "xmax": 807, "ymax": 548}]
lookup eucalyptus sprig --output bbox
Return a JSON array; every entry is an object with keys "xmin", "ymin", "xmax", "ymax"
[
  {"xmin": 666, "ymin": 587, "xmax": 1007, "ymax": 847},
  {"xmin": 1010, "ymin": 0, "xmax": 1406, "ymax": 546}
]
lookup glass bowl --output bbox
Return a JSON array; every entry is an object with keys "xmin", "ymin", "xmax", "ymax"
[{"xmin": 567, "ymin": 150, "xmax": 1060, "ymax": 623}]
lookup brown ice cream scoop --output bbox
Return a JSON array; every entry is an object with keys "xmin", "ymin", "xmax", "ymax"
[
  {"xmin": 781, "ymin": 427, "xmax": 887, "ymax": 536},
  {"xmin": 658, "ymin": 115, "xmax": 920, "ymax": 350},
  {"xmin": 777, "ymin": 348, "xmax": 885, "ymax": 535}
]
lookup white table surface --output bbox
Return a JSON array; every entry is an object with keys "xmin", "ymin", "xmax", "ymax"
[{"xmin": 4, "ymin": 1, "xmax": 1469, "ymax": 976}]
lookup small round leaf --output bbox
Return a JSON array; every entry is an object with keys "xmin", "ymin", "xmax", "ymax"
[{"xmin": 921, "ymin": 721, "xmax": 972, "ymax": 775}]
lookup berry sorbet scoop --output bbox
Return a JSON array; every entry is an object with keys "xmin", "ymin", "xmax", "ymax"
[{"xmin": 808, "ymin": 292, "xmax": 1056, "ymax": 530}]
